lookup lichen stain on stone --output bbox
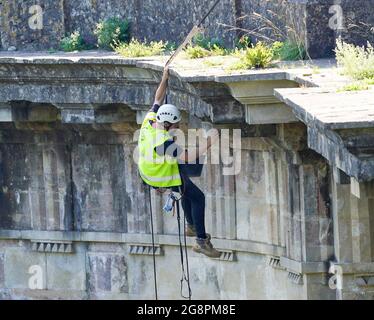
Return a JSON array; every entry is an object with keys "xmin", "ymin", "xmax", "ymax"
[
  {"xmin": 111, "ymin": 255, "xmax": 128, "ymax": 294},
  {"xmin": 206, "ymin": 266, "xmax": 220, "ymax": 293},
  {"xmin": 89, "ymin": 255, "xmax": 112, "ymax": 292}
]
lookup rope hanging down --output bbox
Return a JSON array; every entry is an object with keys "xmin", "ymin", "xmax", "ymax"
[
  {"xmin": 148, "ymin": 185, "xmax": 158, "ymax": 300},
  {"xmin": 165, "ymin": 0, "xmax": 221, "ymax": 67},
  {"xmin": 173, "ymin": 191, "xmax": 192, "ymax": 300},
  {"xmin": 148, "ymin": 187, "xmax": 192, "ymax": 300}
]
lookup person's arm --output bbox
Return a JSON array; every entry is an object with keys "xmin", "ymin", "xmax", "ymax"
[
  {"xmin": 155, "ymin": 140, "xmax": 183, "ymax": 158},
  {"xmin": 178, "ymin": 129, "xmax": 219, "ymax": 163},
  {"xmin": 153, "ymin": 66, "xmax": 170, "ymax": 107},
  {"xmin": 155, "ymin": 130, "xmax": 219, "ymax": 162},
  {"xmin": 144, "ymin": 67, "xmax": 169, "ymax": 121}
]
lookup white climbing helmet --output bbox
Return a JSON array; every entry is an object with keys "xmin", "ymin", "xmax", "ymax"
[{"xmin": 156, "ymin": 104, "xmax": 181, "ymax": 124}]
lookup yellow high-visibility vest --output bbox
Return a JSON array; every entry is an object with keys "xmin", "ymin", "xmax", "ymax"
[{"xmin": 138, "ymin": 112, "xmax": 182, "ymax": 188}]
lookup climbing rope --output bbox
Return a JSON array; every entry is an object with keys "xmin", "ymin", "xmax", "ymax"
[
  {"xmin": 198, "ymin": 0, "xmax": 221, "ymax": 28},
  {"xmin": 165, "ymin": 0, "xmax": 221, "ymax": 67},
  {"xmin": 172, "ymin": 190, "xmax": 192, "ymax": 300},
  {"xmin": 149, "ymin": 186, "xmax": 192, "ymax": 300},
  {"xmin": 148, "ymin": 185, "xmax": 158, "ymax": 300}
]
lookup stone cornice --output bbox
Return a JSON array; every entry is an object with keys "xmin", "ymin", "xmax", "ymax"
[
  {"xmin": 0, "ymin": 229, "xmax": 285, "ymax": 257},
  {"xmin": 1, "ymin": 53, "xmax": 373, "ymax": 181}
]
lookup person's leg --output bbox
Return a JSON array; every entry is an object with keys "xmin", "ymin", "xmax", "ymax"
[
  {"xmin": 181, "ymin": 195, "xmax": 194, "ymax": 226},
  {"xmin": 181, "ymin": 176, "xmax": 206, "ymax": 239},
  {"xmin": 179, "ymin": 176, "xmax": 220, "ymax": 258}
]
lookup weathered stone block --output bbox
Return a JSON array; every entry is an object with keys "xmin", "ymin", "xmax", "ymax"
[
  {"xmin": 72, "ymin": 143, "xmax": 136, "ymax": 233},
  {"xmin": 245, "ymin": 104, "xmax": 298, "ymax": 125},
  {"xmin": 235, "ymin": 149, "xmax": 274, "ymax": 242},
  {"xmin": 304, "ymin": 273, "xmax": 335, "ymax": 300},
  {"xmin": 337, "ymin": 0, "xmax": 374, "ymax": 48},
  {"xmin": 61, "ymin": 109, "xmax": 95, "ymax": 124},
  {"xmin": 305, "ymin": 0, "xmax": 336, "ymax": 58},
  {"xmin": 4, "ymin": 248, "xmax": 47, "ymax": 290},
  {"xmin": 0, "ymin": 140, "xmax": 73, "ymax": 231},
  {"xmin": 0, "ymin": 104, "xmax": 12, "ymax": 122},
  {"xmin": 0, "ymin": 253, "xmax": 4, "ymax": 288},
  {"xmin": 87, "ymin": 253, "xmax": 128, "ymax": 295},
  {"xmin": 46, "ymin": 249, "xmax": 86, "ymax": 291},
  {"xmin": 277, "ymin": 123, "xmax": 307, "ymax": 151},
  {"xmin": 0, "ymin": 0, "xmax": 65, "ymax": 50}
]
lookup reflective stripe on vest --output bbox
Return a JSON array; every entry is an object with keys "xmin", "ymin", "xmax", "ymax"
[{"xmin": 139, "ymin": 171, "xmax": 181, "ymax": 183}]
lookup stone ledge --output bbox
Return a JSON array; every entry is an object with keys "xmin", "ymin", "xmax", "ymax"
[
  {"xmin": 0, "ymin": 52, "xmax": 333, "ymax": 88},
  {"xmin": 274, "ymin": 88, "xmax": 374, "ymax": 130},
  {"xmin": 268, "ymin": 255, "xmax": 284, "ymax": 270},
  {"xmin": 288, "ymin": 271, "xmax": 304, "ymax": 285},
  {"xmin": 215, "ymin": 250, "xmax": 236, "ymax": 262},
  {"xmin": 31, "ymin": 240, "xmax": 73, "ymax": 254},
  {"xmin": 0, "ymin": 229, "xmax": 285, "ymax": 257},
  {"xmin": 274, "ymin": 87, "xmax": 374, "ymax": 181},
  {"xmin": 128, "ymin": 243, "xmax": 163, "ymax": 256},
  {"xmin": 280, "ymin": 257, "xmax": 329, "ymax": 274},
  {"xmin": 0, "ymin": 53, "xmax": 341, "ymax": 129},
  {"xmin": 330, "ymin": 262, "xmax": 374, "ymax": 274}
]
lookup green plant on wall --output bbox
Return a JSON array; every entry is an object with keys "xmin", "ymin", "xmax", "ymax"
[
  {"xmin": 184, "ymin": 33, "xmax": 228, "ymax": 59},
  {"xmin": 335, "ymin": 39, "xmax": 374, "ymax": 80},
  {"xmin": 272, "ymin": 40, "xmax": 306, "ymax": 61},
  {"xmin": 115, "ymin": 39, "xmax": 166, "ymax": 57},
  {"xmin": 95, "ymin": 17, "xmax": 130, "ymax": 50},
  {"xmin": 185, "ymin": 45, "xmax": 211, "ymax": 59},
  {"xmin": 193, "ymin": 33, "xmax": 225, "ymax": 51},
  {"xmin": 245, "ymin": 42, "xmax": 274, "ymax": 68},
  {"xmin": 60, "ymin": 31, "xmax": 87, "ymax": 52},
  {"xmin": 230, "ymin": 42, "xmax": 274, "ymax": 70},
  {"xmin": 235, "ymin": 35, "xmax": 252, "ymax": 50},
  {"xmin": 338, "ymin": 81, "xmax": 369, "ymax": 92}
]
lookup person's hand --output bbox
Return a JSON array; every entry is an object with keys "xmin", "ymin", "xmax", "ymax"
[{"xmin": 156, "ymin": 188, "xmax": 167, "ymax": 194}]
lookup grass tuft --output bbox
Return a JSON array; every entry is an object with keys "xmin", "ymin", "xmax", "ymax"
[
  {"xmin": 115, "ymin": 38, "xmax": 166, "ymax": 57},
  {"xmin": 60, "ymin": 31, "xmax": 87, "ymax": 52},
  {"xmin": 335, "ymin": 39, "xmax": 374, "ymax": 80}
]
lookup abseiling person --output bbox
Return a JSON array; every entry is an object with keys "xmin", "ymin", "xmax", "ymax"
[{"xmin": 138, "ymin": 66, "xmax": 221, "ymax": 258}]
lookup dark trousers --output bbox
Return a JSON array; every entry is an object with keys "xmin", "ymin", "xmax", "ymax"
[{"xmin": 172, "ymin": 174, "xmax": 206, "ymax": 239}]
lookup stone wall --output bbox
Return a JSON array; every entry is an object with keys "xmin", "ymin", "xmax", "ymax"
[
  {"xmin": 0, "ymin": 125, "xmax": 146, "ymax": 233},
  {"xmin": 338, "ymin": 0, "xmax": 374, "ymax": 47},
  {"xmin": 2, "ymin": 51, "xmax": 374, "ymax": 299},
  {"xmin": 63, "ymin": 0, "xmax": 237, "ymax": 48},
  {"xmin": 0, "ymin": 0, "xmax": 65, "ymax": 51},
  {"xmin": 0, "ymin": 56, "xmax": 342, "ymax": 300},
  {"xmin": 1, "ymin": 0, "xmax": 373, "ymax": 57},
  {"xmin": 0, "ymin": 121, "xmax": 334, "ymax": 300},
  {"xmin": 0, "ymin": 0, "xmax": 238, "ymax": 50}
]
